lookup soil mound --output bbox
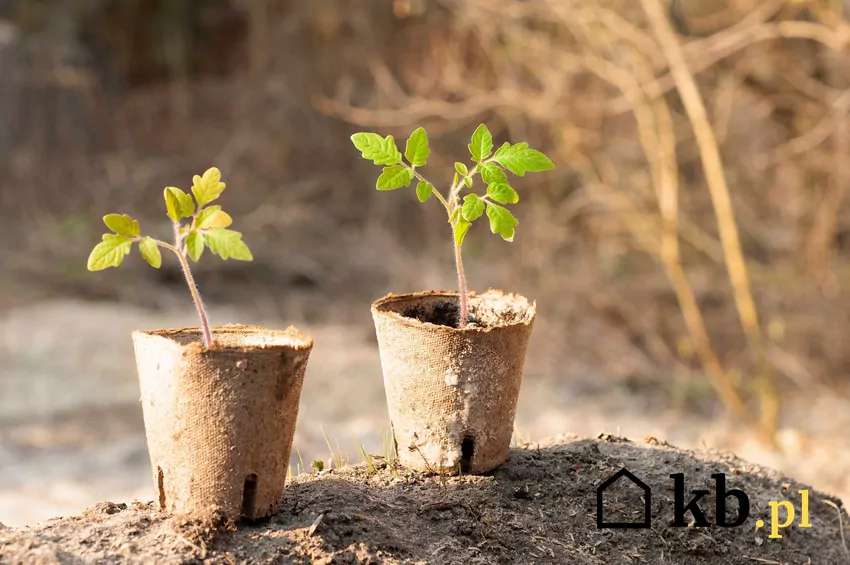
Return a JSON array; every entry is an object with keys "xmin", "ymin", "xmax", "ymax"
[{"xmin": 1, "ymin": 435, "xmax": 846, "ymax": 564}]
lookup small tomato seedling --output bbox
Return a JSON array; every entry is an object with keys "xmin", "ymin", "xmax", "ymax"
[
  {"xmin": 86, "ymin": 167, "xmax": 253, "ymax": 347},
  {"xmin": 351, "ymin": 124, "xmax": 554, "ymax": 328}
]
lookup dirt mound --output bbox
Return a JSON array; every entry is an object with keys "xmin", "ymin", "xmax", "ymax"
[{"xmin": 1, "ymin": 435, "xmax": 846, "ymax": 564}]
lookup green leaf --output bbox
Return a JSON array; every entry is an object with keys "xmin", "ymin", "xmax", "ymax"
[
  {"xmin": 209, "ymin": 211, "xmax": 232, "ymax": 228},
  {"xmin": 87, "ymin": 234, "xmax": 132, "ymax": 271},
  {"xmin": 469, "ymin": 124, "xmax": 493, "ymax": 162},
  {"xmin": 454, "ymin": 162, "xmax": 468, "ymax": 176},
  {"xmin": 454, "ymin": 217, "xmax": 471, "ymax": 246},
  {"xmin": 461, "ymin": 194, "xmax": 485, "ymax": 222},
  {"xmin": 195, "ymin": 205, "xmax": 233, "ymax": 229},
  {"xmin": 463, "ymin": 176, "xmax": 473, "ymax": 188},
  {"xmin": 416, "ymin": 181, "xmax": 433, "ymax": 202},
  {"xmin": 103, "ymin": 214, "xmax": 140, "ymax": 237},
  {"xmin": 138, "ymin": 237, "xmax": 162, "ymax": 268},
  {"xmin": 487, "ymin": 183, "xmax": 519, "ymax": 204},
  {"xmin": 350, "ymin": 133, "xmax": 402, "ymax": 166},
  {"xmin": 191, "ymin": 167, "xmax": 227, "ymax": 207},
  {"xmin": 492, "ymin": 142, "xmax": 554, "ymax": 177},
  {"xmin": 479, "ymin": 162, "xmax": 508, "ymax": 185},
  {"xmin": 381, "ymin": 136, "xmax": 402, "ymax": 165},
  {"xmin": 164, "ymin": 187, "xmax": 194, "ymax": 221},
  {"xmin": 449, "ymin": 207, "xmax": 460, "ymax": 223},
  {"xmin": 205, "ymin": 228, "xmax": 254, "ymax": 261},
  {"xmin": 376, "ymin": 165, "xmax": 414, "ymax": 191},
  {"xmin": 486, "ymin": 203, "xmax": 519, "ymax": 242},
  {"xmin": 186, "ymin": 230, "xmax": 205, "ymax": 262},
  {"xmin": 404, "ymin": 127, "xmax": 430, "ymax": 167}
]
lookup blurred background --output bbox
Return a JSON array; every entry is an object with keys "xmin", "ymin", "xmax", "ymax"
[{"xmin": 2, "ymin": 0, "xmax": 850, "ymax": 527}]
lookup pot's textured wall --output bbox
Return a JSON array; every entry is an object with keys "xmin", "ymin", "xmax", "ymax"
[
  {"xmin": 132, "ymin": 324, "xmax": 312, "ymax": 519},
  {"xmin": 371, "ymin": 291, "xmax": 535, "ymax": 474}
]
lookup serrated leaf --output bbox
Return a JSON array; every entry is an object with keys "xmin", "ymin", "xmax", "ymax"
[
  {"xmin": 486, "ymin": 203, "xmax": 519, "ymax": 242},
  {"xmin": 139, "ymin": 237, "xmax": 162, "ymax": 268},
  {"xmin": 492, "ymin": 142, "xmax": 554, "ymax": 177},
  {"xmin": 454, "ymin": 217, "xmax": 471, "ymax": 246},
  {"xmin": 376, "ymin": 165, "xmax": 414, "ymax": 191},
  {"xmin": 164, "ymin": 187, "xmax": 194, "ymax": 221},
  {"xmin": 87, "ymin": 234, "xmax": 132, "ymax": 271},
  {"xmin": 404, "ymin": 127, "xmax": 430, "ymax": 167},
  {"xmin": 416, "ymin": 181, "xmax": 433, "ymax": 202},
  {"xmin": 191, "ymin": 167, "xmax": 226, "ymax": 207},
  {"xmin": 469, "ymin": 124, "xmax": 493, "ymax": 162},
  {"xmin": 205, "ymin": 228, "xmax": 253, "ymax": 261},
  {"xmin": 454, "ymin": 162, "xmax": 468, "ymax": 176},
  {"xmin": 103, "ymin": 214, "xmax": 140, "ymax": 237},
  {"xmin": 351, "ymin": 132, "xmax": 383, "ymax": 158},
  {"xmin": 350, "ymin": 133, "xmax": 401, "ymax": 166},
  {"xmin": 479, "ymin": 162, "xmax": 508, "ymax": 185},
  {"xmin": 487, "ymin": 183, "xmax": 519, "ymax": 204},
  {"xmin": 381, "ymin": 136, "xmax": 402, "ymax": 165},
  {"xmin": 461, "ymin": 194, "xmax": 485, "ymax": 222},
  {"xmin": 494, "ymin": 141, "xmax": 511, "ymax": 158},
  {"xmin": 194, "ymin": 205, "xmax": 232, "ymax": 229},
  {"xmin": 186, "ymin": 230, "xmax": 205, "ymax": 262}
]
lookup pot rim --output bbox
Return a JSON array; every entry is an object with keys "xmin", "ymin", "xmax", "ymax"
[
  {"xmin": 371, "ymin": 289, "xmax": 536, "ymax": 334},
  {"xmin": 131, "ymin": 324, "xmax": 313, "ymax": 352}
]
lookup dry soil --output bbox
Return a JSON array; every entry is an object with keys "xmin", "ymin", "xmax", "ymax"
[{"xmin": 1, "ymin": 435, "xmax": 847, "ymax": 565}]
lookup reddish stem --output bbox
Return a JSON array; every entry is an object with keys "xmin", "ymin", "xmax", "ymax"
[
  {"xmin": 453, "ymin": 225, "xmax": 469, "ymax": 329},
  {"xmin": 174, "ymin": 249, "xmax": 213, "ymax": 347},
  {"xmin": 171, "ymin": 222, "xmax": 213, "ymax": 347}
]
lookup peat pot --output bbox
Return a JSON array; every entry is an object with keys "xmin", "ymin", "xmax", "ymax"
[
  {"xmin": 371, "ymin": 290, "xmax": 536, "ymax": 474},
  {"xmin": 131, "ymin": 324, "xmax": 312, "ymax": 520}
]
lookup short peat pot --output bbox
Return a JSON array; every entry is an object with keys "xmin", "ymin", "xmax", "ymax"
[
  {"xmin": 372, "ymin": 290, "xmax": 535, "ymax": 474},
  {"xmin": 132, "ymin": 324, "xmax": 313, "ymax": 519},
  {"xmin": 350, "ymin": 123, "xmax": 553, "ymax": 474}
]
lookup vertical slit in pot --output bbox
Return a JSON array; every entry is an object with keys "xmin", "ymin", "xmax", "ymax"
[
  {"xmin": 241, "ymin": 473, "xmax": 258, "ymax": 518},
  {"xmin": 157, "ymin": 467, "xmax": 166, "ymax": 509},
  {"xmin": 460, "ymin": 436, "xmax": 475, "ymax": 474}
]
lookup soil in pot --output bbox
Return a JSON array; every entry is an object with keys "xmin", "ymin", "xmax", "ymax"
[
  {"xmin": 371, "ymin": 290, "xmax": 535, "ymax": 475},
  {"xmin": 132, "ymin": 324, "xmax": 312, "ymax": 520}
]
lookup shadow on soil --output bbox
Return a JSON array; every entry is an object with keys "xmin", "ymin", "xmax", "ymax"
[{"xmin": 1, "ymin": 436, "xmax": 847, "ymax": 564}]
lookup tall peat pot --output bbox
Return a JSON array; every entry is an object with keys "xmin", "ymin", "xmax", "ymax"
[
  {"xmin": 132, "ymin": 324, "xmax": 312, "ymax": 520},
  {"xmin": 371, "ymin": 290, "xmax": 536, "ymax": 474}
]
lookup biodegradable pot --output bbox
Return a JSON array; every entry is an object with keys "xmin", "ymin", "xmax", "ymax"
[
  {"xmin": 132, "ymin": 324, "xmax": 312, "ymax": 520},
  {"xmin": 371, "ymin": 290, "xmax": 536, "ymax": 474}
]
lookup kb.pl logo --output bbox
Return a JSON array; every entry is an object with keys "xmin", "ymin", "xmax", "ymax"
[{"xmin": 597, "ymin": 468, "xmax": 812, "ymax": 539}]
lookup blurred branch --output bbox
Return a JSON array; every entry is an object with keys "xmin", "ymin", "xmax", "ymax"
[{"xmin": 641, "ymin": 0, "xmax": 779, "ymax": 440}]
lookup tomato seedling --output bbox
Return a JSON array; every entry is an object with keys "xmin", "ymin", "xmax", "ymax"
[
  {"xmin": 87, "ymin": 167, "xmax": 253, "ymax": 347},
  {"xmin": 351, "ymin": 125, "xmax": 554, "ymax": 327}
]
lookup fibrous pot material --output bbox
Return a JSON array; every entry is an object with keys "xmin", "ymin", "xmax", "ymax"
[
  {"xmin": 372, "ymin": 290, "xmax": 535, "ymax": 474},
  {"xmin": 132, "ymin": 324, "xmax": 312, "ymax": 519}
]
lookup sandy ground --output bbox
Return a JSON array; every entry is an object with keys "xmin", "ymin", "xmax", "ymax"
[{"xmin": 1, "ymin": 300, "xmax": 849, "ymax": 527}]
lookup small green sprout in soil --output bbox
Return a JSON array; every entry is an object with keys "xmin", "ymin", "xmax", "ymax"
[
  {"xmin": 86, "ymin": 167, "xmax": 253, "ymax": 347},
  {"xmin": 351, "ymin": 125, "xmax": 554, "ymax": 328}
]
